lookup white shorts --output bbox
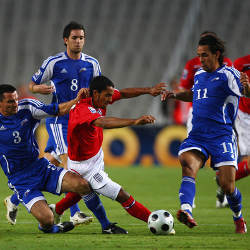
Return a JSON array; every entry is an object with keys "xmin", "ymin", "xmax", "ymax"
[
  {"xmin": 235, "ymin": 109, "xmax": 250, "ymax": 156},
  {"xmin": 67, "ymin": 148, "xmax": 121, "ymax": 200}
]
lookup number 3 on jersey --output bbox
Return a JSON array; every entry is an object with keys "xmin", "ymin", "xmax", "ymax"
[
  {"xmin": 71, "ymin": 79, "xmax": 78, "ymax": 91},
  {"xmin": 13, "ymin": 131, "xmax": 21, "ymax": 144}
]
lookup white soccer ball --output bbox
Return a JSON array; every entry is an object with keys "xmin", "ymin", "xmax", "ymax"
[{"xmin": 148, "ymin": 210, "xmax": 174, "ymax": 235}]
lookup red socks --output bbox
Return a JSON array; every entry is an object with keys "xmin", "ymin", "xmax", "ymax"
[
  {"xmin": 121, "ymin": 195, "xmax": 151, "ymax": 223},
  {"xmin": 236, "ymin": 160, "xmax": 249, "ymax": 181},
  {"xmin": 55, "ymin": 192, "xmax": 82, "ymax": 215}
]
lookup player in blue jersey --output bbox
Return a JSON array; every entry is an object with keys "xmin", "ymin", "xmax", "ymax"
[
  {"xmin": 0, "ymin": 84, "xmax": 92, "ymax": 233},
  {"xmin": 4, "ymin": 21, "xmax": 95, "ymax": 226},
  {"xmin": 28, "ymin": 21, "xmax": 102, "ymax": 225},
  {"xmin": 162, "ymin": 35, "xmax": 250, "ymax": 234}
]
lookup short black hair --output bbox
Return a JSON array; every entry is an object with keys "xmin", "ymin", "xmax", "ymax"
[
  {"xmin": 198, "ymin": 35, "xmax": 225, "ymax": 66},
  {"xmin": 200, "ymin": 30, "xmax": 217, "ymax": 37},
  {"xmin": 0, "ymin": 84, "xmax": 16, "ymax": 101},
  {"xmin": 63, "ymin": 21, "xmax": 85, "ymax": 39},
  {"xmin": 89, "ymin": 76, "xmax": 114, "ymax": 97}
]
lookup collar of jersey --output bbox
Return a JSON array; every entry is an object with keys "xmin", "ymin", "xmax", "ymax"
[{"xmin": 64, "ymin": 51, "xmax": 83, "ymax": 61}]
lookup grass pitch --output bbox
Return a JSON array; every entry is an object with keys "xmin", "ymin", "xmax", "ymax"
[{"xmin": 0, "ymin": 166, "xmax": 249, "ymax": 249}]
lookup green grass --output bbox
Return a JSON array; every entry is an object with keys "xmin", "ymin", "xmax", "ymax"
[{"xmin": 0, "ymin": 166, "xmax": 249, "ymax": 249}]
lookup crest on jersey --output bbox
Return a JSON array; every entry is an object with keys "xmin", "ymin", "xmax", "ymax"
[
  {"xmin": 88, "ymin": 107, "xmax": 97, "ymax": 113},
  {"xmin": 79, "ymin": 67, "xmax": 87, "ymax": 73}
]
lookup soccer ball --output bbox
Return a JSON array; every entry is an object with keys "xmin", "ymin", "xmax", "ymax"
[{"xmin": 148, "ymin": 210, "xmax": 174, "ymax": 235}]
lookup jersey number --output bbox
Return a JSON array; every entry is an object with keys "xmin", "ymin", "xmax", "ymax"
[
  {"xmin": 71, "ymin": 79, "xmax": 78, "ymax": 91},
  {"xmin": 13, "ymin": 131, "xmax": 21, "ymax": 144},
  {"xmin": 196, "ymin": 88, "xmax": 208, "ymax": 100}
]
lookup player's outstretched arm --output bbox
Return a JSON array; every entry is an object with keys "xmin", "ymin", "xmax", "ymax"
[
  {"xmin": 29, "ymin": 81, "xmax": 55, "ymax": 95},
  {"xmin": 58, "ymin": 88, "xmax": 88, "ymax": 116},
  {"xmin": 161, "ymin": 89, "xmax": 193, "ymax": 102},
  {"xmin": 240, "ymin": 72, "xmax": 250, "ymax": 97},
  {"xmin": 93, "ymin": 115, "xmax": 155, "ymax": 129},
  {"xmin": 119, "ymin": 83, "xmax": 166, "ymax": 99}
]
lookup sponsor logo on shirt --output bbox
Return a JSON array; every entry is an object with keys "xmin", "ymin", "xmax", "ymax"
[
  {"xmin": 88, "ymin": 107, "xmax": 97, "ymax": 113},
  {"xmin": 181, "ymin": 69, "xmax": 188, "ymax": 80},
  {"xmin": 60, "ymin": 68, "xmax": 68, "ymax": 74},
  {"xmin": 0, "ymin": 125, "xmax": 7, "ymax": 130}
]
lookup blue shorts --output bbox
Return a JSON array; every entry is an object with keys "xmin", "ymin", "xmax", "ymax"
[
  {"xmin": 178, "ymin": 132, "xmax": 238, "ymax": 170},
  {"xmin": 8, "ymin": 158, "xmax": 68, "ymax": 212},
  {"xmin": 44, "ymin": 119, "xmax": 68, "ymax": 155}
]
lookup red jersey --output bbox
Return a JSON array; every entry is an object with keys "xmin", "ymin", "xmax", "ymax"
[
  {"xmin": 67, "ymin": 89, "xmax": 121, "ymax": 161},
  {"xmin": 234, "ymin": 55, "xmax": 250, "ymax": 114},
  {"xmin": 180, "ymin": 56, "xmax": 233, "ymax": 90}
]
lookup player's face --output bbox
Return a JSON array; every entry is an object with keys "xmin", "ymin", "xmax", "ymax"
[
  {"xmin": 197, "ymin": 45, "xmax": 220, "ymax": 73},
  {"xmin": 0, "ymin": 91, "xmax": 18, "ymax": 116},
  {"xmin": 93, "ymin": 86, "xmax": 114, "ymax": 109},
  {"xmin": 64, "ymin": 29, "xmax": 85, "ymax": 54}
]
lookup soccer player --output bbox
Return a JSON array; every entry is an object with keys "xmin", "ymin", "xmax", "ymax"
[
  {"xmin": 49, "ymin": 75, "xmax": 166, "ymax": 234},
  {"xmin": 215, "ymin": 54, "xmax": 250, "ymax": 207},
  {"xmin": 178, "ymin": 31, "xmax": 232, "ymax": 209},
  {"xmin": 0, "ymin": 84, "xmax": 92, "ymax": 233},
  {"xmin": 6, "ymin": 21, "xmax": 99, "ymax": 226},
  {"xmin": 162, "ymin": 35, "xmax": 250, "ymax": 234},
  {"xmin": 179, "ymin": 31, "xmax": 232, "ymax": 134}
]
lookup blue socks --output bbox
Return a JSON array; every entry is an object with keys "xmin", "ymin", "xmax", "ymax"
[
  {"xmin": 38, "ymin": 224, "xmax": 60, "ymax": 233},
  {"xmin": 83, "ymin": 192, "xmax": 110, "ymax": 229},
  {"xmin": 226, "ymin": 187, "xmax": 242, "ymax": 220},
  {"xmin": 179, "ymin": 176, "xmax": 196, "ymax": 216},
  {"xmin": 70, "ymin": 204, "xmax": 80, "ymax": 217}
]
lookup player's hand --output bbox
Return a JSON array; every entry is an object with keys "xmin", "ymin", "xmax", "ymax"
[
  {"xmin": 240, "ymin": 72, "xmax": 250, "ymax": 97},
  {"xmin": 149, "ymin": 82, "xmax": 166, "ymax": 96},
  {"xmin": 75, "ymin": 88, "xmax": 89, "ymax": 102},
  {"xmin": 134, "ymin": 115, "xmax": 156, "ymax": 125},
  {"xmin": 33, "ymin": 84, "xmax": 55, "ymax": 94},
  {"xmin": 161, "ymin": 90, "xmax": 176, "ymax": 101}
]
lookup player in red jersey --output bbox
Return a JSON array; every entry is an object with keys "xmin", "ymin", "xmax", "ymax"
[
  {"xmin": 216, "ymin": 55, "xmax": 250, "ymax": 208},
  {"xmin": 49, "ymin": 76, "xmax": 170, "ymax": 234}
]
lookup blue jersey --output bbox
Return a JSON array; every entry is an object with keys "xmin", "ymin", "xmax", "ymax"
[
  {"xmin": 31, "ymin": 51, "xmax": 101, "ymax": 124},
  {"xmin": 0, "ymin": 98, "xmax": 58, "ymax": 179},
  {"xmin": 190, "ymin": 65, "xmax": 243, "ymax": 139}
]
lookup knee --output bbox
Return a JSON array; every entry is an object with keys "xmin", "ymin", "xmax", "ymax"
[
  {"xmin": 179, "ymin": 156, "xmax": 195, "ymax": 177},
  {"xmin": 219, "ymin": 180, "xmax": 235, "ymax": 194},
  {"xmin": 75, "ymin": 178, "xmax": 91, "ymax": 195}
]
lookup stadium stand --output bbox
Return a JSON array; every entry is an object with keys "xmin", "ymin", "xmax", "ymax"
[{"xmin": 0, "ymin": 0, "xmax": 249, "ymax": 119}]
